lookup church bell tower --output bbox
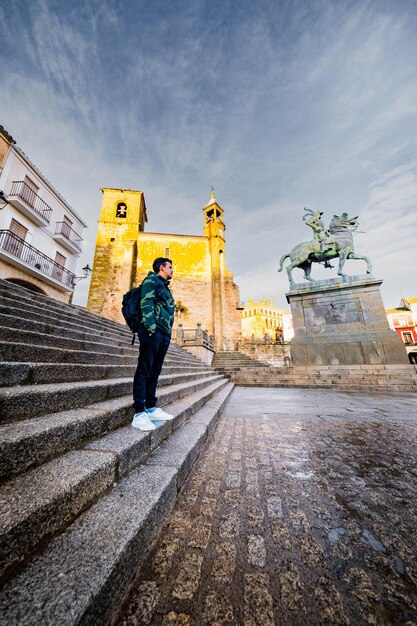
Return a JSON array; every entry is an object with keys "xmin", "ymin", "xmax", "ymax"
[
  {"xmin": 87, "ymin": 188, "xmax": 147, "ymax": 319},
  {"xmin": 203, "ymin": 191, "xmax": 227, "ymax": 349}
]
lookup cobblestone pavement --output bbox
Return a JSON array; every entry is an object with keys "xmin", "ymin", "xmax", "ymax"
[{"xmin": 118, "ymin": 387, "xmax": 417, "ymax": 626}]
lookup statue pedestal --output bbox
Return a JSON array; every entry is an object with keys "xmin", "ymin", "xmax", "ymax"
[{"xmin": 286, "ymin": 275, "xmax": 408, "ymax": 366}]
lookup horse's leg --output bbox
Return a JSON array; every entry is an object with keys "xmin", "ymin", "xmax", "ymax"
[
  {"xmin": 286, "ymin": 259, "xmax": 304, "ymax": 286},
  {"xmin": 347, "ymin": 252, "xmax": 373, "ymax": 274},
  {"xmin": 337, "ymin": 249, "xmax": 349, "ymax": 276},
  {"xmin": 303, "ymin": 261, "xmax": 314, "ymax": 283},
  {"xmin": 286, "ymin": 261, "xmax": 295, "ymax": 285}
]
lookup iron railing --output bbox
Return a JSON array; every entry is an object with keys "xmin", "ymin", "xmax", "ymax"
[
  {"xmin": 0, "ymin": 230, "xmax": 76, "ymax": 288},
  {"xmin": 9, "ymin": 181, "xmax": 53, "ymax": 223},
  {"xmin": 55, "ymin": 221, "xmax": 83, "ymax": 246}
]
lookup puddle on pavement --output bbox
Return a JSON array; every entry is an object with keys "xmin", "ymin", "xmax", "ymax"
[
  {"xmin": 360, "ymin": 529, "xmax": 386, "ymax": 553},
  {"xmin": 328, "ymin": 527, "xmax": 347, "ymax": 543},
  {"xmin": 286, "ymin": 470, "xmax": 314, "ymax": 479}
]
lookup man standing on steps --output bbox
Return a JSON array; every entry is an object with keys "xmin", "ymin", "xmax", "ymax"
[{"xmin": 132, "ymin": 257, "xmax": 175, "ymax": 431}]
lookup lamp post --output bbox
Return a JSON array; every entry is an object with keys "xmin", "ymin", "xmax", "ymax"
[
  {"xmin": 72, "ymin": 264, "xmax": 92, "ymax": 285},
  {"xmin": 69, "ymin": 264, "xmax": 92, "ymax": 304}
]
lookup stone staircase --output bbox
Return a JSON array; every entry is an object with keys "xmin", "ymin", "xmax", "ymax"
[
  {"xmin": 0, "ymin": 279, "xmax": 234, "ymax": 624},
  {"xmin": 212, "ymin": 350, "xmax": 417, "ymax": 393},
  {"xmin": 212, "ymin": 350, "xmax": 272, "ymax": 374}
]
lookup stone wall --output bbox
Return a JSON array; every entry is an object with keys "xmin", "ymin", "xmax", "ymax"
[
  {"xmin": 222, "ymin": 269, "xmax": 242, "ymax": 350},
  {"xmin": 135, "ymin": 232, "xmax": 214, "ymax": 335}
]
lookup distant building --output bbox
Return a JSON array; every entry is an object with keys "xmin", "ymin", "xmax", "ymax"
[
  {"xmin": 0, "ymin": 125, "xmax": 86, "ymax": 302},
  {"xmin": 386, "ymin": 297, "xmax": 417, "ymax": 353},
  {"xmin": 282, "ymin": 312, "xmax": 295, "ymax": 343},
  {"xmin": 241, "ymin": 298, "xmax": 288, "ymax": 342},
  {"xmin": 87, "ymin": 189, "xmax": 241, "ymax": 351}
]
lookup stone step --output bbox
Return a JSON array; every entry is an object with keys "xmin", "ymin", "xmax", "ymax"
[
  {"xmin": 0, "ymin": 378, "xmax": 229, "ymax": 480},
  {"xmin": 236, "ymin": 371, "xmax": 417, "ymax": 383},
  {"xmin": 0, "ymin": 290, "xmax": 130, "ymax": 342},
  {"xmin": 0, "ymin": 382, "xmax": 234, "ymax": 605},
  {"xmin": 0, "ymin": 340, "xmax": 130, "ymax": 365},
  {"xmin": 234, "ymin": 374, "xmax": 417, "ymax": 389},
  {"xmin": 0, "ymin": 312, "xmax": 129, "ymax": 348},
  {"xmin": 0, "ymin": 324, "xmax": 135, "ymax": 356},
  {"xmin": 0, "ymin": 361, "xmax": 213, "ymax": 387},
  {"xmin": 0, "ymin": 373, "xmax": 223, "ymax": 423},
  {"xmin": 0, "ymin": 279, "xmax": 130, "ymax": 334},
  {"xmin": 0, "ymin": 339, "xmax": 206, "ymax": 368}
]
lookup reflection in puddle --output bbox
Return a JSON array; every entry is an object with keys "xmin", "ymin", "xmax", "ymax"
[
  {"xmin": 328, "ymin": 527, "xmax": 347, "ymax": 543},
  {"xmin": 287, "ymin": 470, "xmax": 314, "ymax": 479},
  {"xmin": 360, "ymin": 529, "xmax": 386, "ymax": 553}
]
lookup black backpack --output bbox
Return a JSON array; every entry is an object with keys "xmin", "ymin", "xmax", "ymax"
[{"xmin": 121, "ymin": 285, "xmax": 142, "ymax": 344}]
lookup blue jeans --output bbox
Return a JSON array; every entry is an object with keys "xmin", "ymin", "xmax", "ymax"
[{"xmin": 133, "ymin": 325, "xmax": 171, "ymax": 413}]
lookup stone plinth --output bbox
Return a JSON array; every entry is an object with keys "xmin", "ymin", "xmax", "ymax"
[{"xmin": 286, "ymin": 275, "xmax": 408, "ymax": 366}]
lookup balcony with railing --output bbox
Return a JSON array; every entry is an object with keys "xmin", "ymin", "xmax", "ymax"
[
  {"xmin": 53, "ymin": 221, "xmax": 83, "ymax": 253},
  {"xmin": 176, "ymin": 323, "xmax": 215, "ymax": 350},
  {"xmin": 175, "ymin": 323, "xmax": 215, "ymax": 364},
  {"xmin": 0, "ymin": 230, "xmax": 76, "ymax": 289},
  {"xmin": 8, "ymin": 181, "xmax": 53, "ymax": 226}
]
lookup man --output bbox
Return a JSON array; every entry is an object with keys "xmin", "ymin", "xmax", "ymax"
[{"xmin": 132, "ymin": 257, "xmax": 175, "ymax": 431}]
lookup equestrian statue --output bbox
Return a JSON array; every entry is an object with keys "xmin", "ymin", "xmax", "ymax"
[{"xmin": 278, "ymin": 208, "xmax": 372, "ymax": 286}]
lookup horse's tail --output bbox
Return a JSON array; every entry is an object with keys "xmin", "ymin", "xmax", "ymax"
[{"xmin": 278, "ymin": 253, "xmax": 290, "ymax": 272}]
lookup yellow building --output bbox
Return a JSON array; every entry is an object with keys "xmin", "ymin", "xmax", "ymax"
[
  {"xmin": 241, "ymin": 298, "xmax": 288, "ymax": 342},
  {"xmin": 87, "ymin": 188, "xmax": 241, "ymax": 350}
]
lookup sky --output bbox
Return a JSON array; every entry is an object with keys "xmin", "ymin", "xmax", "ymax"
[{"xmin": 1, "ymin": 0, "xmax": 416, "ymax": 310}]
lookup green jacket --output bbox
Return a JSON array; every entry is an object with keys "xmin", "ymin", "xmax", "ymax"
[{"xmin": 140, "ymin": 272, "xmax": 175, "ymax": 336}]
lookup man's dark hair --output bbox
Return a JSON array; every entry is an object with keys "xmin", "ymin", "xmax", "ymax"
[{"xmin": 153, "ymin": 257, "xmax": 172, "ymax": 273}]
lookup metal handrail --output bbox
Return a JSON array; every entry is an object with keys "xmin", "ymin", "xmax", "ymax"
[
  {"xmin": 9, "ymin": 181, "xmax": 53, "ymax": 223},
  {"xmin": 0, "ymin": 230, "xmax": 76, "ymax": 288},
  {"xmin": 55, "ymin": 221, "xmax": 83, "ymax": 243}
]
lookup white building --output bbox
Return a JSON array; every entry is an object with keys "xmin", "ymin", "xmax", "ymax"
[
  {"xmin": 0, "ymin": 126, "xmax": 86, "ymax": 302},
  {"xmin": 282, "ymin": 312, "xmax": 294, "ymax": 343}
]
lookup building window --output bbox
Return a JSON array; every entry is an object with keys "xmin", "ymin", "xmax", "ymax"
[
  {"xmin": 5, "ymin": 219, "xmax": 28, "ymax": 258},
  {"xmin": 61, "ymin": 215, "xmax": 73, "ymax": 239},
  {"xmin": 24, "ymin": 176, "xmax": 39, "ymax": 194},
  {"xmin": 116, "ymin": 202, "xmax": 127, "ymax": 218},
  {"xmin": 53, "ymin": 251, "xmax": 66, "ymax": 281},
  {"xmin": 402, "ymin": 331, "xmax": 414, "ymax": 346}
]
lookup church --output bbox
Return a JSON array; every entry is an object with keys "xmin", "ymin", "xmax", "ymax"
[{"xmin": 87, "ymin": 188, "xmax": 242, "ymax": 350}]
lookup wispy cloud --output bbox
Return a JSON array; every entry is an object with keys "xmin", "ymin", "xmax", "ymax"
[{"xmin": 1, "ymin": 0, "xmax": 416, "ymax": 308}]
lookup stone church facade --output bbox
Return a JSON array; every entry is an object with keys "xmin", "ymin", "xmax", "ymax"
[{"xmin": 87, "ymin": 188, "xmax": 242, "ymax": 350}]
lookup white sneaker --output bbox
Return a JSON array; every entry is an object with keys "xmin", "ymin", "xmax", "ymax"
[
  {"xmin": 132, "ymin": 411, "xmax": 157, "ymax": 431},
  {"xmin": 147, "ymin": 407, "xmax": 174, "ymax": 421}
]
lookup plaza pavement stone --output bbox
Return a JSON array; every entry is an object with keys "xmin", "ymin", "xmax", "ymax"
[{"xmin": 116, "ymin": 387, "xmax": 417, "ymax": 625}]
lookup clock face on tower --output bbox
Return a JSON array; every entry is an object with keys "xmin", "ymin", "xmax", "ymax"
[{"xmin": 116, "ymin": 202, "xmax": 127, "ymax": 218}]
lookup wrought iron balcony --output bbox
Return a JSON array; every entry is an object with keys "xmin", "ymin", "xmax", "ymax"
[
  {"xmin": 53, "ymin": 221, "xmax": 83, "ymax": 253},
  {"xmin": 0, "ymin": 230, "xmax": 76, "ymax": 288},
  {"xmin": 9, "ymin": 181, "xmax": 53, "ymax": 225}
]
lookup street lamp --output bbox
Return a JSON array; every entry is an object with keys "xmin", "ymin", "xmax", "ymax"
[
  {"xmin": 69, "ymin": 264, "xmax": 92, "ymax": 304},
  {"xmin": 0, "ymin": 191, "xmax": 9, "ymax": 210},
  {"xmin": 72, "ymin": 264, "xmax": 92, "ymax": 285}
]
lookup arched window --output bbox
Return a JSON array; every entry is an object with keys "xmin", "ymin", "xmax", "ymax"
[{"xmin": 116, "ymin": 202, "xmax": 127, "ymax": 218}]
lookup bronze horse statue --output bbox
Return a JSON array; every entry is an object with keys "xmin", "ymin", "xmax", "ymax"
[{"xmin": 279, "ymin": 212, "xmax": 372, "ymax": 285}]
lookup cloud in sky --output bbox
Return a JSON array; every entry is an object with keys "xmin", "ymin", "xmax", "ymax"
[{"xmin": 1, "ymin": 0, "xmax": 416, "ymax": 308}]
